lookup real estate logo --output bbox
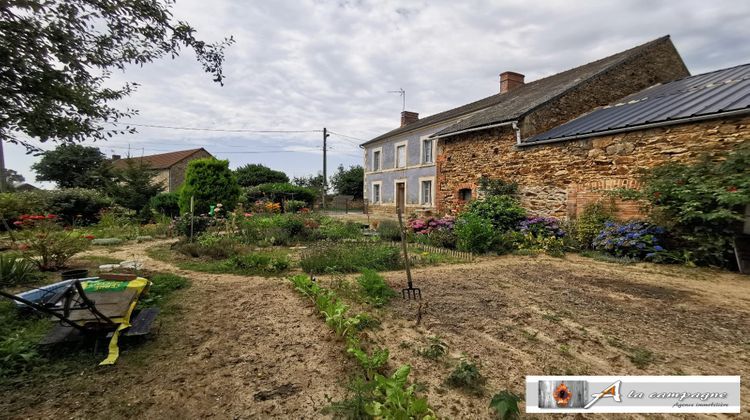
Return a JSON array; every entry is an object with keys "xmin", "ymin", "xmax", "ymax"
[{"xmin": 527, "ymin": 376, "xmax": 740, "ymax": 414}]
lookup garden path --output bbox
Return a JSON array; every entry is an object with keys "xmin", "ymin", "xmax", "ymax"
[{"xmin": 3, "ymin": 239, "xmax": 354, "ymax": 419}]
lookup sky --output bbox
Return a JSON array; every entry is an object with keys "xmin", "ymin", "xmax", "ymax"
[{"xmin": 7, "ymin": 0, "xmax": 750, "ymax": 187}]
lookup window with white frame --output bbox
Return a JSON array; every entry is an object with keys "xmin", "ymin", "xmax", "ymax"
[
  {"xmin": 420, "ymin": 179, "xmax": 433, "ymax": 205},
  {"xmin": 421, "ymin": 138, "xmax": 434, "ymax": 164},
  {"xmin": 372, "ymin": 149, "xmax": 381, "ymax": 171},
  {"xmin": 396, "ymin": 144, "xmax": 407, "ymax": 168},
  {"xmin": 372, "ymin": 182, "xmax": 381, "ymax": 204}
]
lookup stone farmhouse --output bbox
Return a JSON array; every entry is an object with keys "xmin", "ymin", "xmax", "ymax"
[
  {"xmin": 361, "ymin": 35, "xmax": 689, "ymax": 215},
  {"xmin": 111, "ymin": 148, "xmax": 213, "ymax": 192},
  {"xmin": 435, "ymin": 60, "xmax": 750, "ymax": 221}
]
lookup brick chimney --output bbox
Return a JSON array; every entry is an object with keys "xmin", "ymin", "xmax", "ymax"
[
  {"xmin": 400, "ymin": 111, "xmax": 419, "ymax": 127},
  {"xmin": 500, "ymin": 71, "xmax": 525, "ymax": 93}
]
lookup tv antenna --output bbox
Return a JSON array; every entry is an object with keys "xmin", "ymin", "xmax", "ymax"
[{"xmin": 389, "ymin": 88, "xmax": 406, "ymax": 112}]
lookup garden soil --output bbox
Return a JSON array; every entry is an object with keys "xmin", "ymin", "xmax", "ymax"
[{"xmin": 1, "ymin": 240, "xmax": 748, "ymax": 419}]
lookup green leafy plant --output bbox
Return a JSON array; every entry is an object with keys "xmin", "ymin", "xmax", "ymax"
[
  {"xmin": 15, "ymin": 215, "xmax": 90, "ymax": 270},
  {"xmin": 150, "ymin": 192, "xmax": 181, "ymax": 217},
  {"xmin": 356, "ymin": 269, "xmax": 396, "ymax": 307},
  {"xmin": 138, "ymin": 273, "xmax": 190, "ymax": 308},
  {"xmin": 572, "ymin": 201, "xmax": 618, "ymax": 249},
  {"xmin": 417, "ymin": 336, "xmax": 448, "ymax": 360},
  {"xmin": 179, "ymin": 158, "xmax": 241, "ymax": 215},
  {"xmin": 615, "ymin": 146, "xmax": 750, "ymax": 268},
  {"xmin": 0, "ymin": 302, "xmax": 49, "ymax": 376},
  {"xmin": 376, "ymin": 220, "xmax": 403, "ymax": 241},
  {"xmin": 455, "ymin": 212, "xmax": 497, "ymax": 253},
  {"xmin": 445, "ymin": 358, "xmax": 486, "ymax": 395},
  {"xmin": 366, "ymin": 365, "xmax": 436, "ymax": 419},
  {"xmin": 300, "ymin": 242, "xmax": 401, "ymax": 274},
  {"xmin": 461, "ymin": 195, "xmax": 526, "ymax": 232},
  {"xmin": 348, "ymin": 344, "xmax": 389, "ymax": 379},
  {"xmin": 245, "ymin": 182, "xmax": 317, "ymax": 206},
  {"xmin": 489, "ymin": 391, "xmax": 522, "ymax": 419},
  {"xmin": 225, "ymin": 253, "xmax": 290, "ymax": 274},
  {"xmin": 517, "ymin": 233, "xmax": 566, "ymax": 257},
  {"xmin": 323, "ymin": 375, "xmax": 376, "ymax": 419},
  {"xmin": 0, "ymin": 255, "xmax": 40, "ymax": 286}
]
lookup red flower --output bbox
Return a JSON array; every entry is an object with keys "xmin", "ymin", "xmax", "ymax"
[
  {"xmin": 727, "ymin": 186, "xmax": 738, "ymax": 192},
  {"xmin": 84, "ymin": 235, "xmax": 95, "ymax": 240}
]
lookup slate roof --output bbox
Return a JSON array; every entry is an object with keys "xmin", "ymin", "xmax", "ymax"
[
  {"xmin": 112, "ymin": 148, "xmax": 210, "ymax": 170},
  {"xmin": 525, "ymin": 63, "xmax": 750, "ymax": 144},
  {"xmin": 361, "ymin": 36, "xmax": 679, "ymax": 146},
  {"xmin": 429, "ymin": 36, "xmax": 683, "ymax": 138}
]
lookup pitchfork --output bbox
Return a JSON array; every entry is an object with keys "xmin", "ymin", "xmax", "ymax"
[{"xmin": 397, "ymin": 209, "xmax": 421, "ymax": 300}]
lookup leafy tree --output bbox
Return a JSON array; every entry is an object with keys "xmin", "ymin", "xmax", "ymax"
[
  {"xmin": 0, "ymin": 0, "xmax": 234, "ymax": 151},
  {"xmin": 234, "ymin": 164, "xmax": 289, "ymax": 188},
  {"xmin": 179, "ymin": 158, "xmax": 240, "ymax": 215},
  {"xmin": 293, "ymin": 172, "xmax": 325, "ymax": 192},
  {"xmin": 31, "ymin": 143, "xmax": 113, "ymax": 189},
  {"xmin": 2, "ymin": 169, "xmax": 24, "ymax": 185},
  {"xmin": 150, "ymin": 192, "xmax": 180, "ymax": 217},
  {"xmin": 330, "ymin": 165, "xmax": 364, "ymax": 199},
  {"xmin": 108, "ymin": 159, "xmax": 163, "ymax": 213},
  {"xmin": 246, "ymin": 183, "xmax": 317, "ymax": 205}
]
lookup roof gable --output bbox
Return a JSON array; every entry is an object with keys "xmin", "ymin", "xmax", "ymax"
[
  {"xmin": 433, "ymin": 36, "xmax": 681, "ymax": 137},
  {"xmin": 112, "ymin": 148, "xmax": 210, "ymax": 170},
  {"xmin": 525, "ymin": 63, "xmax": 750, "ymax": 144},
  {"xmin": 362, "ymin": 35, "xmax": 679, "ymax": 145}
]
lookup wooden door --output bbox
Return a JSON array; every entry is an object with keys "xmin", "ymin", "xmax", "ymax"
[{"xmin": 396, "ymin": 182, "xmax": 405, "ymax": 213}]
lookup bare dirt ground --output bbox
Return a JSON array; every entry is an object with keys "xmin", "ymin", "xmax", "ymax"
[
  {"xmin": 1, "ymin": 240, "xmax": 354, "ymax": 419},
  {"xmin": 336, "ymin": 254, "xmax": 750, "ymax": 419},
  {"xmin": 2, "ymin": 241, "xmax": 748, "ymax": 419}
]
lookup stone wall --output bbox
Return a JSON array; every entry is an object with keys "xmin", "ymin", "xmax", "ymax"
[
  {"xmin": 437, "ymin": 116, "xmax": 750, "ymax": 218},
  {"xmin": 521, "ymin": 37, "xmax": 689, "ymax": 137},
  {"xmin": 168, "ymin": 150, "xmax": 213, "ymax": 192}
]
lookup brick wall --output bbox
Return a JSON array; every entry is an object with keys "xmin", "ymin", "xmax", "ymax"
[
  {"xmin": 168, "ymin": 150, "xmax": 213, "ymax": 192},
  {"xmin": 437, "ymin": 116, "xmax": 750, "ymax": 218}
]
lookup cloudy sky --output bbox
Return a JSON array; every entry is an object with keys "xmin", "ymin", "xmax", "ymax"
[{"xmin": 7, "ymin": 0, "xmax": 750, "ymax": 186}]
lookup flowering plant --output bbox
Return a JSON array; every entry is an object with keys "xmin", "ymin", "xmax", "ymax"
[
  {"xmin": 14, "ymin": 214, "xmax": 90, "ymax": 270},
  {"xmin": 592, "ymin": 221, "xmax": 666, "ymax": 260},
  {"xmin": 519, "ymin": 216, "xmax": 565, "ymax": 238},
  {"xmin": 407, "ymin": 215, "xmax": 455, "ymax": 235}
]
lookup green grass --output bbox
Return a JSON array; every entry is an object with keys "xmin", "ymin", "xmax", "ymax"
[
  {"xmin": 138, "ymin": 273, "xmax": 190, "ymax": 309},
  {"xmin": 147, "ymin": 244, "xmax": 291, "ymax": 276},
  {"xmin": 300, "ymin": 242, "xmax": 402, "ymax": 274},
  {"xmin": 356, "ymin": 269, "xmax": 396, "ymax": 307}
]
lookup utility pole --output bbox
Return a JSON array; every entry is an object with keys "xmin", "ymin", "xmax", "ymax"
[
  {"xmin": 322, "ymin": 127, "xmax": 329, "ymax": 212},
  {"xmin": 0, "ymin": 140, "xmax": 6, "ymax": 193}
]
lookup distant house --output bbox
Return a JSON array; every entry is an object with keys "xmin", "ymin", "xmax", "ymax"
[
  {"xmin": 112, "ymin": 148, "xmax": 213, "ymax": 192},
  {"xmin": 362, "ymin": 35, "xmax": 688, "ymax": 215}
]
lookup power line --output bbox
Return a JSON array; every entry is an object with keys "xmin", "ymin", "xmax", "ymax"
[{"xmin": 109, "ymin": 121, "xmax": 322, "ymax": 134}]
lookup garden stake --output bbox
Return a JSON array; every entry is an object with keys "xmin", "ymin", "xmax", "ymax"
[{"xmin": 397, "ymin": 209, "xmax": 421, "ymax": 300}]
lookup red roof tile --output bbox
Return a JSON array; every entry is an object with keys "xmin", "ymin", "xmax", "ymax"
[{"xmin": 111, "ymin": 148, "xmax": 210, "ymax": 170}]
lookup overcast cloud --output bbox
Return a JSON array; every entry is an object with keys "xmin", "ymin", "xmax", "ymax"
[{"xmin": 7, "ymin": 0, "xmax": 750, "ymax": 186}]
